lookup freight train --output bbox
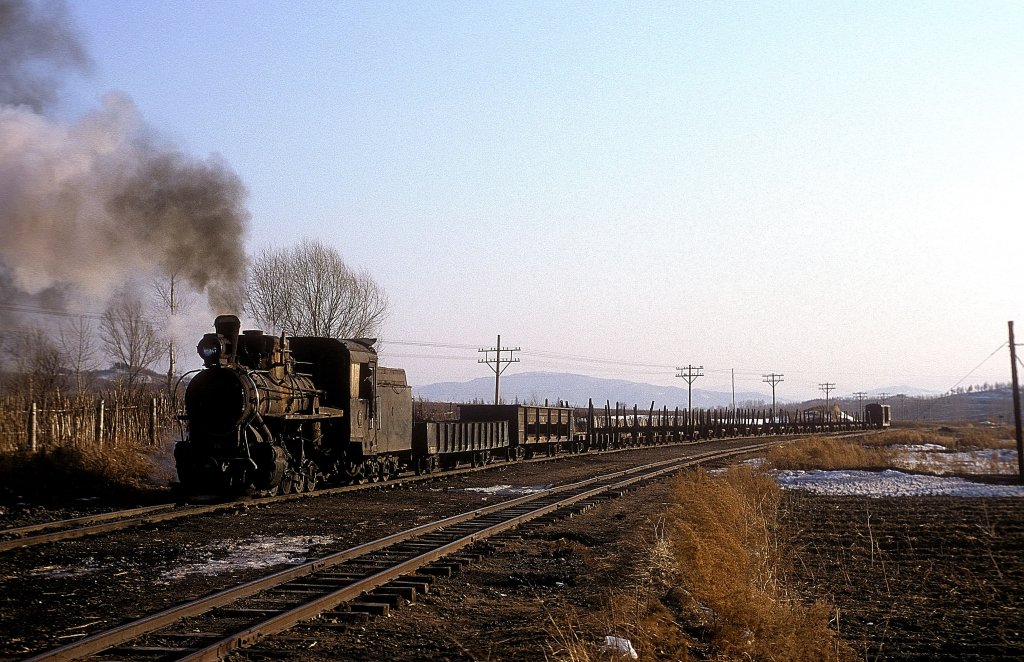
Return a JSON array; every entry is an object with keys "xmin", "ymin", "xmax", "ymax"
[{"xmin": 174, "ymin": 315, "xmax": 889, "ymax": 495}]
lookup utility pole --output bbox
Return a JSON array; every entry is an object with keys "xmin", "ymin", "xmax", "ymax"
[
  {"xmin": 478, "ymin": 335, "xmax": 520, "ymax": 405},
  {"xmin": 853, "ymin": 391, "xmax": 867, "ymax": 420},
  {"xmin": 1009, "ymin": 321, "xmax": 1023, "ymax": 484},
  {"xmin": 819, "ymin": 382, "xmax": 836, "ymax": 421},
  {"xmin": 762, "ymin": 373, "xmax": 784, "ymax": 416},
  {"xmin": 676, "ymin": 364, "xmax": 704, "ymax": 411},
  {"xmin": 896, "ymin": 393, "xmax": 907, "ymax": 420},
  {"xmin": 731, "ymin": 368, "xmax": 736, "ymax": 416}
]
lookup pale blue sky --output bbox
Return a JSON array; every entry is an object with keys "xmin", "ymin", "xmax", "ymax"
[{"xmin": 55, "ymin": 1, "xmax": 1024, "ymax": 398}]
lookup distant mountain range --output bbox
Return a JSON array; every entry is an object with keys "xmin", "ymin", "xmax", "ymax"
[
  {"xmin": 414, "ymin": 372, "xmax": 1015, "ymax": 422},
  {"xmin": 413, "ymin": 371, "xmax": 768, "ymax": 409}
]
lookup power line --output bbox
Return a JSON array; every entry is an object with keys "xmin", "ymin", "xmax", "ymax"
[
  {"xmin": 0, "ymin": 302, "xmax": 106, "ymax": 322},
  {"xmin": 6, "ymin": 301, "xmax": 1013, "ymax": 389},
  {"xmin": 913, "ymin": 342, "xmax": 1009, "ymax": 420}
]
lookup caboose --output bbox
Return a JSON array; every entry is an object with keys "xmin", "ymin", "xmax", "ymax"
[{"xmin": 864, "ymin": 403, "xmax": 892, "ymax": 428}]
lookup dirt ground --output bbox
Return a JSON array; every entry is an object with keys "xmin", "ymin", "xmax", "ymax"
[
  {"xmin": 0, "ymin": 443, "xmax": 737, "ymax": 659},
  {"xmin": 783, "ymin": 492, "xmax": 1024, "ymax": 660},
  {"xmin": 238, "ymin": 483, "xmax": 1024, "ymax": 661},
  {"xmin": 3, "ymin": 445, "xmax": 1022, "ymax": 660}
]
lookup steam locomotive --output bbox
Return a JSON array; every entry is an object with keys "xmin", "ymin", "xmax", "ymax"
[
  {"xmin": 174, "ymin": 315, "xmax": 512, "ymax": 495},
  {"xmin": 174, "ymin": 315, "xmax": 889, "ymax": 495}
]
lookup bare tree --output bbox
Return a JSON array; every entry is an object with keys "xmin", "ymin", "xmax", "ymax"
[
  {"xmin": 245, "ymin": 240, "xmax": 389, "ymax": 338},
  {"xmin": 4, "ymin": 326, "xmax": 66, "ymax": 399},
  {"xmin": 58, "ymin": 316, "xmax": 99, "ymax": 394},
  {"xmin": 152, "ymin": 272, "xmax": 195, "ymax": 392},
  {"xmin": 100, "ymin": 294, "xmax": 162, "ymax": 390}
]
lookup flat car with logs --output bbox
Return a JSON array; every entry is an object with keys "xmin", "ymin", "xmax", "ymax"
[{"xmin": 174, "ymin": 316, "xmax": 890, "ymax": 495}]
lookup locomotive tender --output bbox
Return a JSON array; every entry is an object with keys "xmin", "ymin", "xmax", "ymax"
[{"xmin": 175, "ymin": 315, "xmax": 890, "ymax": 495}]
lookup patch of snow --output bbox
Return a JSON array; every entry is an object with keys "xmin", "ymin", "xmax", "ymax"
[
  {"xmin": 159, "ymin": 535, "xmax": 334, "ymax": 583},
  {"xmin": 462, "ymin": 484, "xmax": 552, "ymax": 496},
  {"xmin": 776, "ymin": 469, "xmax": 1024, "ymax": 498},
  {"xmin": 893, "ymin": 444, "xmax": 947, "ymax": 452},
  {"xmin": 892, "ymin": 447, "xmax": 1018, "ymax": 475}
]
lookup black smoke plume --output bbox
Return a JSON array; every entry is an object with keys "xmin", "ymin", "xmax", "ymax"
[
  {"xmin": 0, "ymin": 0, "xmax": 249, "ymax": 320},
  {"xmin": 0, "ymin": 0, "xmax": 90, "ymax": 111}
]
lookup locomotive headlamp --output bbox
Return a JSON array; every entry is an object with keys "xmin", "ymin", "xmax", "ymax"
[{"xmin": 197, "ymin": 334, "xmax": 225, "ymax": 366}]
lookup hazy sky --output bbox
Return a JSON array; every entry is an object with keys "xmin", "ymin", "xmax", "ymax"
[{"xmin": 48, "ymin": 1, "xmax": 1024, "ymax": 398}]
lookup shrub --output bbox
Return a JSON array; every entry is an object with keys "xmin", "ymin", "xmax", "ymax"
[{"xmin": 0, "ymin": 443, "xmax": 164, "ymax": 505}]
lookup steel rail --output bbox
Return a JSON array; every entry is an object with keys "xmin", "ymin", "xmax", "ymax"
[
  {"xmin": 27, "ymin": 442, "xmax": 773, "ymax": 662},
  {"xmin": 0, "ymin": 454, "xmax": 530, "ymax": 552},
  {"xmin": 3, "ymin": 430, "xmax": 877, "ymax": 553},
  {"xmin": 0, "ymin": 433, "xmax": 764, "ymax": 552},
  {"xmin": 183, "ymin": 443, "xmax": 769, "ymax": 661},
  {"xmin": 0, "ymin": 503, "xmax": 176, "ymax": 540}
]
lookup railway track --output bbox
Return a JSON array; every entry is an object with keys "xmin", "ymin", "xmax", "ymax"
[
  {"xmin": 1, "ymin": 430, "xmax": 876, "ymax": 553},
  {"xmin": 27, "ymin": 441, "xmax": 774, "ymax": 662},
  {"xmin": 0, "ymin": 436, "xmax": 730, "ymax": 553},
  {"xmin": 0, "ymin": 453, "xmax": 562, "ymax": 552}
]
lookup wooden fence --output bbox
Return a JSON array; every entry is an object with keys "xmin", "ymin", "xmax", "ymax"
[{"xmin": 0, "ymin": 392, "xmax": 179, "ymax": 453}]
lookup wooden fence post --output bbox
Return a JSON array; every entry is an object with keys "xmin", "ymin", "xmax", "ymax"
[
  {"xmin": 96, "ymin": 399, "xmax": 104, "ymax": 447},
  {"xmin": 28, "ymin": 402, "xmax": 37, "ymax": 452},
  {"xmin": 149, "ymin": 398, "xmax": 158, "ymax": 446}
]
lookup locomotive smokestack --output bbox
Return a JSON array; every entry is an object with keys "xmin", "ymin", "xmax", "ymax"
[{"xmin": 214, "ymin": 314, "xmax": 241, "ymax": 360}]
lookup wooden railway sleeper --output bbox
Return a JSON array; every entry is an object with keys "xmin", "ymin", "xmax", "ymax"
[
  {"xmin": 313, "ymin": 611, "xmax": 370, "ymax": 625},
  {"xmin": 373, "ymin": 586, "xmax": 417, "ymax": 604},
  {"xmin": 362, "ymin": 591, "xmax": 403, "ymax": 609},
  {"xmin": 389, "ymin": 579, "xmax": 431, "ymax": 594},
  {"xmin": 346, "ymin": 602, "xmax": 390, "ymax": 616}
]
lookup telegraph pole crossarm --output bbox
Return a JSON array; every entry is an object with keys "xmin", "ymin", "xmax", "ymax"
[
  {"xmin": 853, "ymin": 392, "xmax": 867, "ymax": 420},
  {"xmin": 675, "ymin": 364, "xmax": 704, "ymax": 412},
  {"xmin": 819, "ymin": 382, "xmax": 836, "ymax": 422},
  {"xmin": 762, "ymin": 373, "xmax": 784, "ymax": 417},
  {"xmin": 478, "ymin": 334, "xmax": 520, "ymax": 405}
]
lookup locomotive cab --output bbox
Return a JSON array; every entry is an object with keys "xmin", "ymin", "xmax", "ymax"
[{"xmin": 289, "ymin": 337, "xmax": 412, "ymax": 460}]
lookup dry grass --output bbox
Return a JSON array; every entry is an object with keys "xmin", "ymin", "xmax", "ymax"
[
  {"xmin": 546, "ymin": 467, "xmax": 854, "ymax": 661},
  {"xmin": 0, "ymin": 389, "xmax": 177, "ymax": 453},
  {"xmin": 863, "ymin": 425, "xmax": 1014, "ymax": 451},
  {"xmin": 0, "ymin": 443, "xmax": 166, "ymax": 504},
  {"xmin": 663, "ymin": 467, "xmax": 854, "ymax": 661},
  {"xmin": 0, "ymin": 387, "xmax": 179, "ymax": 502},
  {"xmin": 767, "ymin": 436, "xmax": 892, "ymax": 471},
  {"xmin": 861, "ymin": 428, "xmax": 938, "ymax": 447},
  {"xmin": 767, "ymin": 426, "xmax": 1018, "ymax": 478},
  {"xmin": 948, "ymin": 425, "xmax": 1015, "ymax": 450}
]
